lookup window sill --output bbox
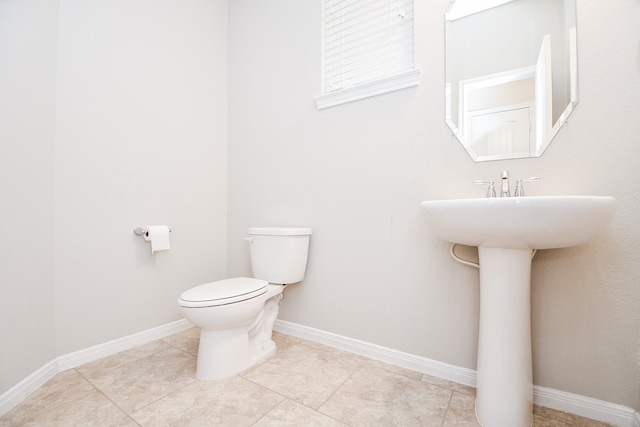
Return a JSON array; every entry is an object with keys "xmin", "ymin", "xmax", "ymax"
[{"xmin": 314, "ymin": 69, "xmax": 422, "ymax": 110}]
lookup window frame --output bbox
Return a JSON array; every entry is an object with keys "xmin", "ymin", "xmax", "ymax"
[{"xmin": 315, "ymin": 0, "xmax": 421, "ymax": 109}]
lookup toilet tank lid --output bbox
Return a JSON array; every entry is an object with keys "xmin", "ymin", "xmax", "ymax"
[{"xmin": 248, "ymin": 227, "xmax": 312, "ymax": 236}]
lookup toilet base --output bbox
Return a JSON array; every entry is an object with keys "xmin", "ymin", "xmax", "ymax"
[
  {"xmin": 196, "ymin": 327, "xmax": 249, "ymax": 380},
  {"xmin": 194, "ymin": 292, "xmax": 283, "ymax": 381}
]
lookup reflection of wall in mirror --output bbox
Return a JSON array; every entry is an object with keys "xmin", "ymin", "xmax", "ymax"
[{"xmin": 468, "ymin": 79, "xmax": 533, "ymax": 112}]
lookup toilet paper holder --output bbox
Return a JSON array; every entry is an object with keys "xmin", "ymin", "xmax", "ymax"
[{"xmin": 133, "ymin": 226, "xmax": 172, "ymax": 237}]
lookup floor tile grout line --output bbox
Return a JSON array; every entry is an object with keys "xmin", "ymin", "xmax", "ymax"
[
  {"xmin": 240, "ymin": 346, "xmax": 358, "ymax": 425},
  {"xmin": 74, "ymin": 368, "xmax": 142, "ymax": 426},
  {"xmin": 250, "ymin": 336, "xmax": 473, "ymax": 426},
  {"xmin": 126, "ymin": 376, "xmax": 198, "ymax": 419},
  {"xmin": 439, "ymin": 388, "xmax": 455, "ymax": 427},
  {"xmin": 311, "ymin": 361, "xmax": 369, "ymax": 425},
  {"xmin": 316, "ymin": 369, "xmax": 356, "ymax": 413},
  {"xmin": 248, "ymin": 395, "xmax": 287, "ymax": 426},
  {"xmin": 74, "ymin": 342, "xmax": 199, "ymax": 423}
]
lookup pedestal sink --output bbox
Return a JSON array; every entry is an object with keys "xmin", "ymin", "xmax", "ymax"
[{"xmin": 420, "ymin": 196, "xmax": 615, "ymax": 427}]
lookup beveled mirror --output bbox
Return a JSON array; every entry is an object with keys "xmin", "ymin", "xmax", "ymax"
[{"xmin": 445, "ymin": 0, "xmax": 577, "ymax": 162}]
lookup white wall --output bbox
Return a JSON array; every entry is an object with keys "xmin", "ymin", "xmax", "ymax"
[
  {"xmin": 0, "ymin": 0, "xmax": 229, "ymax": 394},
  {"xmin": 227, "ymin": 0, "xmax": 640, "ymax": 410},
  {"xmin": 52, "ymin": 0, "xmax": 229, "ymax": 357},
  {"xmin": 0, "ymin": 0, "xmax": 58, "ymax": 394}
]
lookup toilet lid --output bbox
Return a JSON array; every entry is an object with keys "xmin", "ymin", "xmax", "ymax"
[{"xmin": 178, "ymin": 277, "xmax": 268, "ymax": 308}]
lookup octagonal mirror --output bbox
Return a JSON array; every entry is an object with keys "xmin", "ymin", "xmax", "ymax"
[{"xmin": 445, "ymin": 0, "xmax": 577, "ymax": 162}]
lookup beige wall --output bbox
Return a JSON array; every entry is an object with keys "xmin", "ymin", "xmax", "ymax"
[
  {"xmin": 227, "ymin": 0, "xmax": 640, "ymax": 410},
  {"xmin": 0, "ymin": 0, "xmax": 229, "ymax": 394}
]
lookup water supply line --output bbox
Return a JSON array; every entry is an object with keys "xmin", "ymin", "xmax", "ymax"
[
  {"xmin": 450, "ymin": 244, "xmax": 479, "ymax": 269},
  {"xmin": 449, "ymin": 244, "xmax": 537, "ymax": 269}
]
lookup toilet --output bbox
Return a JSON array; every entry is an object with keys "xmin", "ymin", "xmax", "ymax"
[{"xmin": 178, "ymin": 226, "xmax": 312, "ymax": 380}]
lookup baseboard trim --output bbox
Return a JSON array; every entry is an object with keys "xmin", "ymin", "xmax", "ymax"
[
  {"xmin": 0, "ymin": 319, "xmax": 191, "ymax": 417},
  {"xmin": 274, "ymin": 319, "xmax": 638, "ymax": 427},
  {"xmin": 533, "ymin": 385, "xmax": 638, "ymax": 426},
  {"xmin": 2, "ymin": 318, "xmax": 636, "ymax": 426},
  {"xmin": 274, "ymin": 319, "xmax": 477, "ymax": 387},
  {"xmin": 0, "ymin": 360, "xmax": 58, "ymax": 418},
  {"xmin": 57, "ymin": 319, "xmax": 192, "ymax": 371}
]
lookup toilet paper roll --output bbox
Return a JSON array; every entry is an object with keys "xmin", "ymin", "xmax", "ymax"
[{"xmin": 144, "ymin": 225, "xmax": 171, "ymax": 254}]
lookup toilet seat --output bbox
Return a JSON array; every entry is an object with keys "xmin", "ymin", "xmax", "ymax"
[{"xmin": 178, "ymin": 277, "xmax": 268, "ymax": 308}]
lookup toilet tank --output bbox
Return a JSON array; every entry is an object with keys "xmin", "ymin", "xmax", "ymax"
[{"xmin": 247, "ymin": 227, "xmax": 312, "ymax": 284}]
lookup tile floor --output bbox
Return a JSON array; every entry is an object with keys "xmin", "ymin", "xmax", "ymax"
[{"xmin": 0, "ymin": 327, "xmax": 612, "ymax": 426}]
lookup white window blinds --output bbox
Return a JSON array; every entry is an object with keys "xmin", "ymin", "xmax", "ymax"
[{"xmin": 320, "ymin": 0, "xmax": 418, "ymax": 106}]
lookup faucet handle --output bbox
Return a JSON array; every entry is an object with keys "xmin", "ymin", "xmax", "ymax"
[
  {"xmin": 514, "ymin": 177, "xmax": 540, "ymax": 197},
  {"xmin": 474, "ymin": 180, "xmax": 496, "ymax": 198}
]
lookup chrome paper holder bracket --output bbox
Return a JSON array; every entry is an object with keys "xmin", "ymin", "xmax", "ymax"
[{"xmin": 133, "ymin": 227, "xmax": 171, "ymax": 237}]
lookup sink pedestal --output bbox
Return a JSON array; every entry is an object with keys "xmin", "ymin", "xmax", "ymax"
[
  {"xmin": 419, "ymin": 196, "xmax": 616, "ymax": 427},
  {"xmin": 476, "ymin": 247, "xmax": 533, "ymax": 427}
]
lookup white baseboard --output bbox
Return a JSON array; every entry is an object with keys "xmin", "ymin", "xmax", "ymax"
[
  {"xmin": 274, "ymin": 319, "xmax": 477, "ymax": 387},
  {"xmin": 0, "ymin": 319, "xmax": 191, "ymax": 417},
  {"xmin": 57, "ymin": 319, "xmax": 192, "ymax": 371},
  {"xmin": 2, "ymin": 318, "xmax": 637, "ymax": 426},
  {"xmin": 0, "ymin": 360, "xmax": 58, "ymax": 418},
  {"xmin": 274, "ymin": 319, "xmax": 639, "ymax": 427},
  {"xmin": 533, "ymin": 385, "xmax": 638, "ymax": 427}
]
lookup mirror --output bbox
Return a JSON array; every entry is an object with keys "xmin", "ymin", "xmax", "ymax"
[{"xmin": 445, "ymin": 0, "xmax": 577, "ymax": 162}]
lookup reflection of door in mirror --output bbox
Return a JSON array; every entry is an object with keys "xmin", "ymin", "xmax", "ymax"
[
  {"xmin": 470, "ymin": 105, "xmax": 533, "ymax": 161},
  {"xmin": 535, "ymin": 35, "xmax": 553, "ymax": 152},
  {"xmin": 459, "ymin": 69, "xmax": 535, "ymax": 161},
  {"xmin": 445, "ymin": 0, "xmax": 578, "ymax": 162}
]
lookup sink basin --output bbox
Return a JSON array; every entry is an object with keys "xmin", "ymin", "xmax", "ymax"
[
  {"xmin": 420, "ymin": 195, "xmax": 615, "ymax": 427},
  {"xmin": 420, "ymin": 196, "xmax": 616, "ymax": 249}
]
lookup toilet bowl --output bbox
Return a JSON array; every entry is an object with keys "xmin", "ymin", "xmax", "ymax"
[{"xmin": 178, "ymin": 227, "xmax": 311, "ymax": 380}]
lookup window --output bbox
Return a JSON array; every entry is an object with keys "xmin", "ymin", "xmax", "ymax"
[{"xmin": 315, "ymin": 0, "xmax": 421, "ymax": 109}]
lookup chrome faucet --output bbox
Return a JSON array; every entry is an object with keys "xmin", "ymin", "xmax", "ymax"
[
  {"xmin": 500, "ymin": 170, "xmax": 510, "ymax": 197},
  {"xmin": 475, "ymin": 171, "xmax": 540, "ymax": 198}
]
